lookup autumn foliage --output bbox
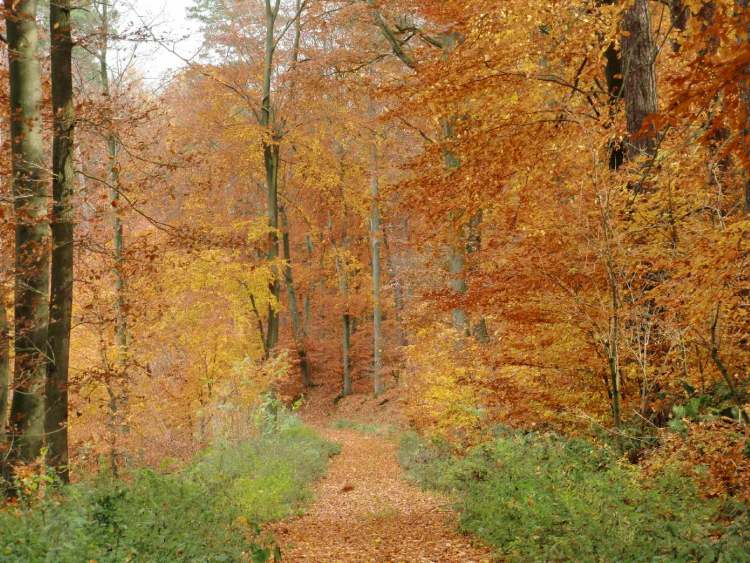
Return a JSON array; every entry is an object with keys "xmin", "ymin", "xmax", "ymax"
[{"xmin": 0, "ymin": 0, "xmax": 749, "ymax": 527}]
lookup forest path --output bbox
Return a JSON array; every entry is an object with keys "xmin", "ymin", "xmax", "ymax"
[{"xmin": 269, "ymin": 426, "xmax": 494, "ymax": 562}]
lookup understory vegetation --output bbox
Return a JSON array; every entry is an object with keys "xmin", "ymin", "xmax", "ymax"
[
  {"xmin": 332, "ymin": 419, "xmax": 397, "ymax": 437},
  {"xmin": 0, "ymin": 414, "xmax": 339, "ymax": 562},
  {"xmin": 399, "ymin": 429, "xmax": 750, "ymax": 562}
]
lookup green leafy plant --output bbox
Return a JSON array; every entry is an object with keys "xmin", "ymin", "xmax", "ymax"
[
  {"xmin": 0, "ymin": 414, "xmax": 338, "ymax": 562},
  {"xmin": 400, "ymin": 430, "xmax": 750, "ymax": 562}
]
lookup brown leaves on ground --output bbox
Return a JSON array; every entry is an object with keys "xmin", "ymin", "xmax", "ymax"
[{"xmin": 269, "ymin": 427, "xmax": 495, "ymax": 562}]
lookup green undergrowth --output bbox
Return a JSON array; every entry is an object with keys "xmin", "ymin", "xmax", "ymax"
[
  {"xmin": 0, "ymin": 414, "xmax": 340, "ymax": 562},
  {"xmin": 399, "ymin": 429, "xmax": 750, "ymax": 562},
  {"xmin": 332, "ymin": 418, "xmax": 396, "ymax": 437}
]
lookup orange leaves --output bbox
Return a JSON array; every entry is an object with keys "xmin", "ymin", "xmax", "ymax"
[{"xmin": 646, "ymin": 419, "xmax": 750, "ymax": 502}]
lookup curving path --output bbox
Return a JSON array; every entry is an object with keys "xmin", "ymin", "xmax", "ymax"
[{"xmin": 270, "ymin": 428, "xmax": 495, "ymax": 562}]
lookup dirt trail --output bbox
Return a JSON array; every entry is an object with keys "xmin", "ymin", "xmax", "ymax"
[{"xmin": 270, "ymin": 427, "xmax": 494, "ymax": 562}]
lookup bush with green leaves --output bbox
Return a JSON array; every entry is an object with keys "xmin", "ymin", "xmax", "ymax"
[
  {"xmin": 0, "ymin": 414, "xmax": 339, "ymax": 562},
  {"xmin": 400, "ymin": 429, "xmax": 750, "ymax": 562}
]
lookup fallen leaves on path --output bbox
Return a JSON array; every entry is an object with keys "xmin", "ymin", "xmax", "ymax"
[{"xmin": 269, "ymin": 428, "xmax": 496, "ymax": 562}]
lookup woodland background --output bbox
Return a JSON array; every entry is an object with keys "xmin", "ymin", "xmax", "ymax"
[{"xmin": 0, "ymin": 0, "xmax": 749, "ymax": 558}]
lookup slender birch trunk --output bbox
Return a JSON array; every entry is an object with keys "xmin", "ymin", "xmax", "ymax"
[
  {"xmin": 4, "ymin": 0, "xmax": 49, "ymax": 467},
  {"xmin": 46, "ymin": 0, "xmax": 76, "ymax": 482}
]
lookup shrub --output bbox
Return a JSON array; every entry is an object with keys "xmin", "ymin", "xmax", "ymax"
[
  {"xmin": 0, "ymin": 414, "xmax": 338, "ymax": 562},
  {"xmin": 400, "ymin": 430, "xmax": 750, "ymax": 562}
]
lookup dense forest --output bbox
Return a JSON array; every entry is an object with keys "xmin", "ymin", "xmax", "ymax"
[{"xmin": 1, "ymin": 0, "xmax": 749, "ymax": 561}]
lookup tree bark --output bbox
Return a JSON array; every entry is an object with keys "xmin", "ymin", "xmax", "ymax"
[
  {"xmin": 97, "ymin": 0, "xmax": 127, "ymax": 476},
  {"xmin": 342, "ymin": 314, "xmax": 352, "ymax": 397},
  {"xmin": 739, "ymin": 0, "xmax": 750, "ymax": 213},
  {"xmin": 0, "ymin": 294, "xmax": 9, "ymax": 443},
  {"xmin": 331, "ymin": 213, "xmax": 352, "ymax": 396},
  {"xmin": 303, "ymin": 235, "xmax": 313, "ymax": 334},
  {"xmin": 370, "ymin": 142, "xmax": 385, "ymax": 396},
  {"xmin": 262, "ymin": 0, "xmax": 282, "ymax": 354},
  {"xmin": 281, "ymin": 207, "xmax": 312, "ymax": 387},
  {"xmin": 5, "ymin": 0, "xmax": 50, "ymax": 466},
  {"xmin": 448, "ymin": 243, "xmax": 469, "ymax": 335},
  {"xmin": 382, "ymin": 224, "xmax": 407, "ymax": 347},
  {"xmin": 598, "ymin": 194, "xmax": 624, "ymax": 452},
  {"xmin": 621, "ymin": 0, "xmax": 658, "ymax": 160},
  {"xmin": 98, "ymin": 0, "xmax": 127, "ymax": 364},
  {"xmin": 46, "ymin": 0, "xmax": 76, "ymax": 482}
]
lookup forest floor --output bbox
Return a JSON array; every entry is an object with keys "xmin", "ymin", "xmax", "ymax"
[{"xmin": 268, "ymin": 387, "xmax": 495, "ymax": 562}]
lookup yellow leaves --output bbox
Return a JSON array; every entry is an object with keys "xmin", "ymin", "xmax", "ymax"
[{"xmin": 404, "ymin": 326, "xmax": 489, "ymax": 443}]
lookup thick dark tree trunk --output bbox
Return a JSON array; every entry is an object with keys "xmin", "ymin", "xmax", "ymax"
[
  {"xmin": 262, "ymin": 1, "xmax": 282, "ymax": 355},
  {"xmin": 46, "ymin": 0, "xmax": 76, "ymax": 483},
  {"xmin": 621, "ymin": 0, "xmax": 659, "ymax": 160}
]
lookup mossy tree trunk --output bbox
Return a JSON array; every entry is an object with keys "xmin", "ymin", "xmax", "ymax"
[{"xmin": 4, "ymin": 0, "xmax": 50, "ymax": 467}]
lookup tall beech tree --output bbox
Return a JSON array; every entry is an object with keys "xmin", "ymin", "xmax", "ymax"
[
  {"xmin": 4, "ymin": 0, "xmax": 49, "ymax": 467},
  {"xmin": 96, "ymin": 0, "xmax": 128, "ymax": 366},
  {"xmin": 261, "ymin": 0, "xmax": 283, "ymax": 354},
  {"xmin": 46, "ymin": 0, "xmax": 76, "ymax": 481}
]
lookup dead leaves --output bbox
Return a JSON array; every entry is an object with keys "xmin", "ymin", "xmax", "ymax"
[{"xmin": 269, "ymin": 426, "xmax": 495, "ymax": 562}]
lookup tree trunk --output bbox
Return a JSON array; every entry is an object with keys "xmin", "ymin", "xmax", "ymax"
[
  {"xmin": 281, "ymin": 207, "xmax": 312, "ymax": 387},
  {"xmin": 331, "ymin": 213, "xmax": 352, "ymax": 396},
  {"xmin": 598, "ymin": 193, "xmax": 624, "ymax": 452},
  {"xmin": 5, "ymin": 0, "xmax": 50, "ymax": 466},
  {"xmin": 448, "ymin": 243, "xmax": 470, "ymax": 335},
  {"xmin": 467, "ymin": 210, "xmax": 490, "ymax": 343},
  {"xmin": 97, "ymin": 0, "xmax": 127, "ymax": 477},
  {"xmin": 262, "ymin": 1, "xmax": 282, "ymax": 354},
  {"xmin": 98, "ymin": 0, "xmax": 127, "ymax": 365},
  {"xmin": 382, "ymin": 224, "xmax": 408, "ymax": 347},
  {"xmin": 46, "ymin": 0, "xmax": 76, "ymax": 482},
  {"xmin": 303, "ymin": 235, "xmax": 313, "ymax": 334},
  {"xmin": 621, "ymin": 0, "xmax": 659, "ymax": 160},
  {"xmin": 0, "ymin": 295, "xmax": 9, "ymax": 443},
  {"xmin": 370, "ymin": 143, "xmax": 385, "ymax": 396},
  {"xmin": 342, "ymin": 314, "xmax": 352, "ymax": 397},
  {"xmin": 740, "ymin": 0, "xmax": 750, "ymax": 213}
]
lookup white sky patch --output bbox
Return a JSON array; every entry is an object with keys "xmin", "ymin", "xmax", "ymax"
[{"xmin": 117, "ymin": 0, "xmax": 205, "ymax": 86}]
